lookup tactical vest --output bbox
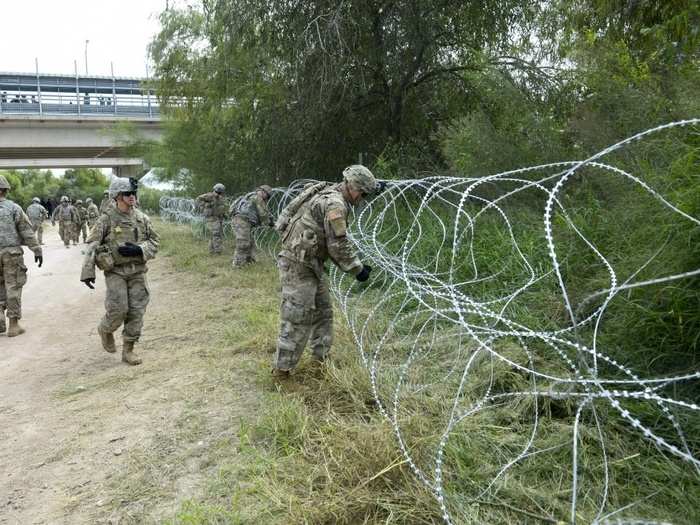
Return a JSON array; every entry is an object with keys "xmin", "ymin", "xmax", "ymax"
[
  {"xmin": 202, "ymin": 193, "xmax": 228, "ymax": 219},
  {"xmin": 0, "ymin": 200, "xmax": 22, "ymax": 248},
  {"xmin": 26, "ymin": 203, "xmax": 45, "ymax": 221},
  {"xmin": 275, "ymin": 182, "xmax": 332, "ymax": 234},
  {"xmin": 102, "ymin": 207, "xmax": 150, "ymax": 267},
  {"xmin": 57, "ymin": 205, "xmax": 74, "ymax": 222},
  {"xmin": 233, "ymin": 194, "xmax": 262, "ymax": 225}
]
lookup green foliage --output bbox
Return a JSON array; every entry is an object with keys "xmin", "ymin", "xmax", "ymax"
[{"xmin": 0, "ymin": 168, "xmax": 109, "ymax": 208}]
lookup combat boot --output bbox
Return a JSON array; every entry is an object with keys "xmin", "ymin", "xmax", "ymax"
[
  {"xmin": 7, "ymin": 318, "xmax": 25, "ymax": 337},
  {"xmin": 271, "ymin": 368, "xmax": 292, "ymax": 379},
  {"xmin": 0, "ymin": 315, "xmax": 5, "ymax": 334},
  {"xmin": 98, "ymin": 326, "xmax": 116, "ymax": 353},
  {"xmin": 122, "ymin": 341, "xmax": 142, "ymax": 366}
]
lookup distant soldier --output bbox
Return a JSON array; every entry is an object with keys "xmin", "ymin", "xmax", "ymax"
[
  {"xmin": 75, "ymin": 199, "xmax": 90, "ymax": 243},
  {"xmin": 230, "ymin": 185, "xmax": 274, "ymax": 267},
  {"xmin": 0, "ymin": 175, "xmax": 43, "ymax": 337},
  {"xmin": 85, "ymin": 198, "xmax": 99, "ymax": 228},
  {"xmin": 26, "ymin": 197, "xmax": 49, "ymax": 245},
  {"xmin": 51, "ymin": 196, "xmax": 79, "ymax": 248},
  {"xmin": 80, "ymin": 178, "xmax": 159, "ymax": 366},
  {"xmin": 196, "ymin": 183, "xmax": 228, "ymax": 254},
  {"xmin": 99, "ymin": 189, "xmax": 111, "ymax": 213},
  {"xmin": 272, "ymin": 165, "xmax": 379, "ymax": 376}
]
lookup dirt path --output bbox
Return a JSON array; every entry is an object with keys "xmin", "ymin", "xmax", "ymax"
[{"xmin": 0, "ymin": 225, "xmax": 260, "ymax": 524}]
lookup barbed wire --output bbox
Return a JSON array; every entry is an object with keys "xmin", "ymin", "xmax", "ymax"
[{"xmin": 160, "ymin": 119, "xmax": 700, "ymax": 524}]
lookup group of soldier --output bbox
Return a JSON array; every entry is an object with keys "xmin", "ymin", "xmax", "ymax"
[
  {"xmin": 1, "ymin": 164, "xmax": 381, "ymax": 378},
  {"xmin": 197, "ymin": 165, "xmax": 380, "ymax": 377}
]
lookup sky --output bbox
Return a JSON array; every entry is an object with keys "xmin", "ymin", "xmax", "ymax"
[{"xmin": 0, "ymin": 0, "xmax": 167, "ymax": 78}]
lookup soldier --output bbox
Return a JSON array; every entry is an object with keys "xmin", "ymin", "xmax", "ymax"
[
  {"xmin": 272, "ymin": 165, "xmax": 379, "ymax": 376},
  {"xmin": 85, "ymin": 197, "xmax": 99, "ymax": 229},
  {"xmin": 25, "ymin": 197, "xmax": 49, "ymax": 245},
  {"xmin": 196, "ymin": 183, "xmax": 228, "ymax": 254},
  {"xmin": 230, "ymin": 184, "xmax": 274, "ymax": 267},
  {"xmin": 0, "ymin": 175, "xmax": 43, "ymax": 337},
  {"xmin": 75, "ymin": 199, "xmax": 89, "ymax": 243},
  {"xmin": 80, "ymin": 178, "xmax": 159, "ymax": 366},
  {"xmin": 99, "ymin": 189, "xmax": 111, "ymax": 213},
  {"xmin": 51, "ymin": 196, "xmax": 79, "ymax": 248}
]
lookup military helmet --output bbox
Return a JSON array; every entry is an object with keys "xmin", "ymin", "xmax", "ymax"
[
  {"xmin": 76, "ymin": 199, "xmax": 83, "ymax": 205},
  {"xmin": 213, "ymin": 183, "xmax": 225, "ymax": 194},
  {"xmin": 60, "ymin": 195, "xmax": 69, "ymax": 203},
  {"xmin": 86, "ymin": 198, "xmax": 93, "ymax": 204},
  {"xmin": 343, "ymin": 165, "xmax": 378, "ymax": 195},
  {"xmin": 257, "ymin": 185, "xmax": 273, "ymax": 197},
  {"xmin": 109, "ymin": 177, "xmax": 138, "ymax": 199},
  {"xmin": 103, "ymin": 189, "xmax": 109, "ymax": 195},
  {"xmin": 0, "ymin": 175, "xmax": 10, "ymax": 190},
  {"xmin": 32, "ymin": 197, "xmax": 40, "ymax": 203}
]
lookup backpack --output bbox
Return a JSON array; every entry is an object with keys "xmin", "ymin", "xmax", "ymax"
[{"xmin": 275, "ymin": 182, "xmax": 332, "ymax": 234}]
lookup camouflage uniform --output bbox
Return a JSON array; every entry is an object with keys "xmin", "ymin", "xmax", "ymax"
[
  {"xmin": 274, "ymin": 170, "xmax": 376, "ymax": 373},
  {"xmin": 81, "ymin": 199, "xmax": 159, "ymax": 350},
  {"xmin": 51, "ymin": 199, "xmax": 80, "ymax": 247},
  {"xmin": 26, "ymin": 200, "xmax": 49, "ymax": 245},
  {"xmin": 0, "ymin": 182, "xmax": 42, "ymax": 336},
  {"xmin": 231, "ymin": 185, "xmax": 273, "ymax": 267},
  {"xmin": 86, "ymin": 199, "xmax": 100, "ymax": 228},
  {"xmin": 196, "ymin": 186, "xmax": 228, "ymax": 254},
  {"xmin": 75, "ymin": 201, "xmax": 89, "ymax": 243},
  {"xmin": 99, "ymin": 192, "xmax": 111, "ymax": 213}
]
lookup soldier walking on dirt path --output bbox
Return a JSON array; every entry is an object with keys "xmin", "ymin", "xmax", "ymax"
[
  {"xmin": 272, "ymin": 165, "xmax": 382, "ymax": 377},
  {"xmin": 196, "ymin": 183, "xmax": 228, "ymax": 254},
  {"xmin": 75, "ymin": 200, "xmax": 89, "ymax": 243},
  {"xmin": 80, "ymin": 177, "xmax": 159, "ymax": 366},
  {"xmin": 26, "ymin": 197, "xmax": 49, "ymax": 245},
  {"xmin": 86, "ymin": 198, "xmax": 99, "ymax": 228},
  {"xmin": 51, "ymin": 196, "xmax": 79, "ymax": 248},
  {"xmin": 99, "ymin": 189, "xmax": 111, "ymax": 213},
  {"xmin": 0, "ymin": 175, "xmax": 43, "ymax": 337},
  {"xmin": 231, "ymin": 185, "xmax": 274, "ymax": 267}
]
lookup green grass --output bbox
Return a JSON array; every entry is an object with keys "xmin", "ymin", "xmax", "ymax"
[{"xmin": 152, "ymin": 217, "xmax": 699, "ymax": 525}]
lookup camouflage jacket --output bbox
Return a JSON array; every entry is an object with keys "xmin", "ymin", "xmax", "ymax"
[
  {"xmin": 196, "ymin": 192, "xmax": 228, "ymax": 219},
  {"xmin": 26, "ymin": 203, "xmax": 49, "ymax": 223},
  {"xmin": 86, "ymin": 203, "xmax": 100, "ymax": 220},
  {"xmin": 0, "ymin": 198, "xmax": 41, "ymax": 255},
  {"xmin": 51, "ymin": 204, "xmax": 80, "ymax": 224},
  {"xmin": 99, "ymin": 197, "xmax": 111, "ymax": 213},
  {"xmin": 232, "ymin": 193, "xmax": 271, "ymax": 227},
  {"xmin": 279, "ymin": 183, "xmax": 362, "ymax": 275},
  {"xmin": 76, "ymin": 205, "xmax": 88, "ymax": 224},
  {"xmin": 81, "ymin": 205, "xmax": 159, "ymax": 280}
]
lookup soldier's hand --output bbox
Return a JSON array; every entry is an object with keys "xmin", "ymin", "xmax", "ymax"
[
  {"xmin": 82, "ymin": 278, "xmax": 95, "ymax": 290},
  {"xmin": 117, "ymin": 242, "xmax": 143, "ymax": 257},
  {"xmin": 377, "ymin": 180, "xmax": 388, "ymax": 194},
  {"xmin": 356, "ymin": 264, "xmax": 372, "ymax": 282},
  {"xmin": 34, "ymin": 255, "xmax": 43, "ymax": 267}
]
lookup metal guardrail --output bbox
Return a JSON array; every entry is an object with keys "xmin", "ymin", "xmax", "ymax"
[{"xmin": 0, "ymin": 91, "xmax": 160, "ymax": 118}]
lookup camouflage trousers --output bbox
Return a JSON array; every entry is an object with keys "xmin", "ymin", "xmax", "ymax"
[
  {"xmin": 206, "ymin": 218, "xmax": 224, "ymax": 254},
  {"xmin": 99, "ymin": 270, "xmax": 150, "ymax": 343},
  {"xmin": 77, "ymin": 221, "xmax": 88, "ymax": 242},
  {"xmin": 58, "ymin": 222, "xmax": 74, "ymax": 246},
  {"xmin": 0, "ymin": 247, "xmax": 28, "ymax": 320},
  {"xmin": 232, "ymin": 215, "xmax": 255, "ymax": 266},
  {"xmin": 30, "ymin": 221, "xmax": 44, "ymax": 245},
  {"xmin": 274, "ymin": 256, "xmax": 333, "ymax": 371}
]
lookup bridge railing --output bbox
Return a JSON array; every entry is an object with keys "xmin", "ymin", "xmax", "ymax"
[{"xmin": 0, "ymin": 91, "xmax": 161, "ymax": 118}]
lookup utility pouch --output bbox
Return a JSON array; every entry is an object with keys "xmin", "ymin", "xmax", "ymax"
[{"xmin": 95, "ymin": 246, "xmax": 115, "ymax": 272}]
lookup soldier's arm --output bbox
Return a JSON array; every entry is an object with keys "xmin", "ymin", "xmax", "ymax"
[
  {"xmin": 255, "ymin": 196, "xmax": 272, "ymax": 226},
  {"xmin": 139, "ymin": 216, "xmax": 160, "ymax": 261},
  {"xmin": 15, "ymin": 208, "xmax": 41, "ymax": 255},
  {"xmin": 41, "ymin": 206, "xmax": 48, "ymax": 219},
  {"xmin": 323, "ymin": 203, "xmax": 362, "ymax": 274},
  {"xmin": 81, "ymin": 215, "xmax": 109, "ymax": 281},
  {"xmin": 51, "ymin": 207, "xmax": 59, "ymax": 221}
]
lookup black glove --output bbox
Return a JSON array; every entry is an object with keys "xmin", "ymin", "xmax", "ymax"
[
  {"xmin": 34, "ymin": 255, "xmax": 43, "ymax": 267},
  {"xmin": 377, "ymin": 180, "xmax": 388, "ymax": 194},
  {"xmin": 356, "ymin": 264, "xmax": 372, "ymax": 282},
  {"xmin": 82, "ymin": 278, "xmax": 95, "ymax": 289},
  {"xmin": 117, "ymin": 242, "xmax": 143, "ymax": 257}
]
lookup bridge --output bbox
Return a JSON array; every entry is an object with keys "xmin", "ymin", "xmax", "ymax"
[{"xmin": 0, "ymin": 71, "xmax": 164, "ymax": 176}]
